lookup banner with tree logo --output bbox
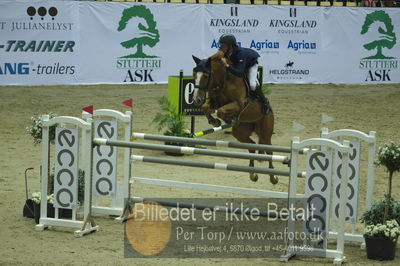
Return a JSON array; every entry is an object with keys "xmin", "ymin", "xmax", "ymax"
[
  {"xmin": 322, "ymin": 7, "xmax": 399, "ymax": 83},
  {"xmin": 0, "ymin": 1, "xmax": 399, "ymax": 85}
]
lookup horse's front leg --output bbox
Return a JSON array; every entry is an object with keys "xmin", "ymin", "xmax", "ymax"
[
  {"xmin": 216, "ymin": 101, "xmax": 243, "ymax": 123},
  {"xmin": 202, "ymin": 100, "xmax": 221, "ymax": 127}
]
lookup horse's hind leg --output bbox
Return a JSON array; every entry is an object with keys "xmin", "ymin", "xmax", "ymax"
[
  {"xmin": 256, "ymin": 113, "xmax": 278, "ymax": 185},
  {"xmin": 232, "ymin": 123, "xmax": 258, "ymax": 182}
]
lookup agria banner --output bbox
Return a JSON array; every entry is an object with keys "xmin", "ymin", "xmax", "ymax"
[{"xmin": 0, "ymin": 1, "xmax": 399, "ymax": 85}]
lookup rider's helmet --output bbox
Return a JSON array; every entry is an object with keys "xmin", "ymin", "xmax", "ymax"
[{"xmin": 218, "ymin": 34, "xmax": 237, "ymax": 46}]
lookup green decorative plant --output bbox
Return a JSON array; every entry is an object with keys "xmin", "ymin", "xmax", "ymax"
[
  {"xmin": 361, "ymin": 142, "xmax": 400, "ymax": 261},
  {"xmin": 26, "ymin": 112, "xmax": 58, "ymax": 195},
  {"xmin": 361, "ymin": 198, "xmax": 400, "ymax": 225},
  {"xmin": 151, "ymin": 96, "xmax": 191, "ymax": 137},
  {"xmin": 26, "ymin": 112, "xmax": 58, "ymax": 144},
  {"xmin": 376, "ymin": 142, "xmax": 400, "ymax": 223}
]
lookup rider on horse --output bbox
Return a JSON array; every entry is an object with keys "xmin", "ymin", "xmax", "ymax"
[{"xmin": 218, "ymin": 34, "xmax": 270, "ymax": 114}]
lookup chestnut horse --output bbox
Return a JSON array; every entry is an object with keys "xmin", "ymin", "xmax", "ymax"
[{"xmin": 192, "ymin": 51, "xmax": 278, "ymax": 185}]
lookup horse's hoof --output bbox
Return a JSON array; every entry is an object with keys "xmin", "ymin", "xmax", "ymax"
[
  {"xmin": 250, "ymin": 173, "xmax": 258, "ymax": 182},
  {"xmin": 217, "ymin": 110, "xmax": 225, "ymax": 120},
  {"xmin": 270, "ymin": 175, "xmax": 278, "ymax": 185},
  {"xmin": 212, "ymin": 119, "xmax": 221, "ymax": 127}
]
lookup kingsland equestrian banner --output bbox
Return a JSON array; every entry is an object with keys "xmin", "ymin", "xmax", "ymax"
[{"xmin": 0, "ymin": 0, "xmax": 399, "ymax": 85}]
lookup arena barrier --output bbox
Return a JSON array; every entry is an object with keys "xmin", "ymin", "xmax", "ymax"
[
  {"xmin": 82, "ymin": 109, "xmax": 132, "ymax": 216},
  {"xmin": 36, "ymin": 115, "xmax": 99, "ymax": 237}
]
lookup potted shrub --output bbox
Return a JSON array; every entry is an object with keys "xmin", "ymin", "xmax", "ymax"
[
  {"xmin": 377, "ymin": 142, "xmax": 400, "ymax": 222},
  {"xmin": 363, "ymin": 220, "xmax": 400, "ymax": 260},
  {"xmin": 361, "ymin": 141, "xmax": 400, "ymax": 260},
  {"xmin": 32, "ymin": 192, "xmax": 55, "ymax": 224},
  {"xmin": 26, "ymin": 112, "xmax": 58, "ymax": 146},
  {"xmin": 151, "ymin": 97, "xmax": 191, "ymax": 156},
  {"xmin": 26, "ymin": 112, "xmax": 58, "ymax": 196}
]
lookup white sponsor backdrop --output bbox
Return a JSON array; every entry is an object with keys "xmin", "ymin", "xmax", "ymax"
[
  {"xmin": 0, "ymin": 0, "xmax": 399, "ymax": 85},
  {"xmin": 0, "ymin": 0, "xmax": 80, "ymax": 84}
]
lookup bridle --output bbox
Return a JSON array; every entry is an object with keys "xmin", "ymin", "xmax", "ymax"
[{"xmin": 194, "ymin": 59, "xmax": 226, "ymax": 93}]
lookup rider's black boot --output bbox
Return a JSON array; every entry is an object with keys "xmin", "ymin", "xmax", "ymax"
[{"xmin": 255, "ymin": 86, "xmax": 271, "ymax": 114}]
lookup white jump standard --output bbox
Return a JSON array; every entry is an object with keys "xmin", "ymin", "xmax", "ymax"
[
  {"xmin": 36, "ymin": 115, "xmax": 99, "ymax": 237},
  {"xmin": 82, "ymin": 109, "xmax": 132, "ymax": 217},
  {"xmin": 282, "ymin": 137, "xmax": 351, "ymax": 265},
  {"xmin": 320, "ymin": 128, "xmax": 376, "ymax": 247}
]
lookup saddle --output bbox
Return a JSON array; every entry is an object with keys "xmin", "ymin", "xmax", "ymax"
[{"xmin": 221, "ymin": 75, "xmax": 272, "ymax": 125}]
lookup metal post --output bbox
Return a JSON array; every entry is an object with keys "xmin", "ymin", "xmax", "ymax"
[
  {"xmin": 179, "ymin": 69, "xmax": 183, "ymax": 115},
  {"xmin": 191, "ymin": 116, "xmax": 195, "ymax": 136}
]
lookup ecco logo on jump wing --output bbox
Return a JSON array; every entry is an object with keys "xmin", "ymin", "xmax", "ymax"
[{"xmin": 116, "ymin": 5, "xmax": 161, "ymax": 82}]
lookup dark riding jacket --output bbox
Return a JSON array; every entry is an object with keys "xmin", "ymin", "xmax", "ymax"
[{"xmin": 225, "ymin": 47, "xmax": 260, "ymax": 77}]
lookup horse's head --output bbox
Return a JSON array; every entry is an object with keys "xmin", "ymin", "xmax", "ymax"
[
  {"xmin": 192, "ymin": 55, "xmax": 211, "ymax": 105},
  {"xmin": 192, "ymin": 52, "xmax": 227, "ymax": 105}
]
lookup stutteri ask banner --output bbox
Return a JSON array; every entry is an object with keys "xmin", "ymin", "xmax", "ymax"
[
  {"xmin": 0, "ymin": 0, "xmax": 399, "ymax": 85},
  {"xmin": 323, "ymin": 7, "xmax": 400, "ymax": 83},
  {"xmin": 79, "ymin": 2, "xmax": 204, "ymax": 84}
]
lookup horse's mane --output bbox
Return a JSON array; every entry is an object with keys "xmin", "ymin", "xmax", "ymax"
[
  {"xmin": 210, "ymin": 50, "xmax": 225, "ymax": 61},
  {"xmin": 209, "ymin": 50, "xmax": 243, "ymax": 86}
]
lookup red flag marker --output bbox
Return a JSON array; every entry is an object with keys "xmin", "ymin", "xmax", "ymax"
[
  {"xmin": 82, "ymin": 105, "xmax": 94, "ymax": 114},
  {"xmin": 122, "ymin": 98, "xmax": 133, "ymax": 108}
]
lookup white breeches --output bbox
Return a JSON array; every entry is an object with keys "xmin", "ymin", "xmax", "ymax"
[{"xmin": 247, "ymin": 64, "xmax": 259, "ymax": 91}]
